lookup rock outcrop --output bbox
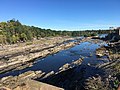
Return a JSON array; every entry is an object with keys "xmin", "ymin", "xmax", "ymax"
[
  {"xmin": 0, "ymin": 79, "xmax": 64, "ymax": 90},
  {"xmin": 0, "ymin": 39, "xmax": 77, "ymax": 74},
  {"xmin": 59, "ymin": 58, "xmax": 83, "ymax": 72},
  {"xmin": 0, "ymin": 70, "xmax": 45, "ymax": 89}
]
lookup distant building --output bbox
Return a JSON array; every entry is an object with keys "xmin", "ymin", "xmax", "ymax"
[
  {"xmin": 106, "ymin": 27, "xmax": 120, "ymax": 42},
  {"xmin": 116, "ymin": 27, "xmax": 120, "ymax": 35},
  {"xmin": 110, "ymin": 27, "xmax": 120, "ymax": 35}
]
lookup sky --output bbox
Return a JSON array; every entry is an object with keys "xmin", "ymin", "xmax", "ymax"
[{"xmin": 0, "ymin": 0, "xmax": 120, "ymax": 31}]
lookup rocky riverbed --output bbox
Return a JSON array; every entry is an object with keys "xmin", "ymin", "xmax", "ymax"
[
  {"xmin": 0, "ymin": 55, "xmax": 84, "ymax": 89},
  {"xmin": 0, "ymin": 37, "xmax": 80, "ymax": 74},
  {"xmin": 0, "ymin": 37, "xmax": 92, "ymax": 75},
  {"xmin": 0, "ymin": 36, "xmax": 93, "ymax": 89},
  {"xmin": 1, "ymin": 37, "xmax": 119, "ymax": 90},
  {"xmin": 38, "ymin": 40, "xmax": 120, "ymax": 90}
]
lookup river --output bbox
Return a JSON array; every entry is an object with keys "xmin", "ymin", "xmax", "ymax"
[{"xmin": 0, "ymin": 39, "xmax": 108, "ymax": 78}]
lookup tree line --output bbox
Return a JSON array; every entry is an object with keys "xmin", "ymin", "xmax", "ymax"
[{"xmin": 0, "ymin": 19, "xmax": 111, "ymax": 44}]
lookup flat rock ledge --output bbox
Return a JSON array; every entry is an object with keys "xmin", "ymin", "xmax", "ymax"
[
  {"xmin": 0, "ymin": 79, "xmax": 64, "ymax": 90},
  {"xmin": 0, "ymin": 41, "xmax": 77, "ymax": 74},
  {"xmin": 0, "ymin": 70, "xmax": 45, "ymax": 89},
  {"xmin": 58, "ymin": 58, "xmax": 83, "ymax": 72}
]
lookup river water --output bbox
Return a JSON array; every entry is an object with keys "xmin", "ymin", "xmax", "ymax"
[{"xmin": 0, "ymin": 39, "xmax": 108, "ymax": 78}]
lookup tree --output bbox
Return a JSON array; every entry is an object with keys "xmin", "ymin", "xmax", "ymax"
[
  {"xmin": 20, "ymin": 33, "xmax": 27, "ymax": 42},
  {"xmin": 0, "ymin": 19, "xmax": 111, "ymax": 44}
]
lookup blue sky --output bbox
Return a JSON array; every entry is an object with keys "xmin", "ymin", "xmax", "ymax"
[{"xmin": 0, "ymin": 0, "xmax": 120, "ymax": 30}]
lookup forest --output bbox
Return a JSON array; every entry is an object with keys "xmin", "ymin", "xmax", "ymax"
[{"xmin": 0, "ymin": 19, "xmax": 111, "ymax": 44}]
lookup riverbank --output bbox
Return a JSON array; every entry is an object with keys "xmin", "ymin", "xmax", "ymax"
[{"xmin": 0, "ymin": 37, "xmax": 73, "ymax": 58}]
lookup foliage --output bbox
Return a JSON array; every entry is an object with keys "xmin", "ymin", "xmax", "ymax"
[{"xmin": 0, "ymin": 19, "xmax": 111, "ymax": 44}]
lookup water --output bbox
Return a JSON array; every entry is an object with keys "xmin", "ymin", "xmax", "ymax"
[
  {"xmin": 98, "ymin": 34, "xmax": 108, "ymax": 38},
  {"xmin": 0, "ymin": 39, "xmax": 108, "ymax": 78}
]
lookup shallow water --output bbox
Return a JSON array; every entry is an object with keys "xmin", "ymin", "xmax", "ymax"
[{"xmin": 0, "ymin": 39, "xmax": 108, "ymax": 78}]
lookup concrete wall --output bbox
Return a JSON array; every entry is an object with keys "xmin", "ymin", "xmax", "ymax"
[
  {"xmin": 116, "ymin": 29, "xmax": 120, "ymax": 35},
  {"xmin": 14, "ymin": 80, "xmax": 64, "ymax": 90}
]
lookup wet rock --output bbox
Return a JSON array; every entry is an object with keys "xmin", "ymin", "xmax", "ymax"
[
  {"xmin": 18, "ymin": 70, "xmax": 45, "ymax": 80},
  {"xmin": 59, "ymin": 63, "xmax": 71, "ymax": 71},
  {"xmin": 81, "ymin": 56, "xmax": 84, "ymax": 60},
  {"xmin": 97, "ymin": 53, "xmax": 103, "ymax": 57},
  {"xmin": 42, "ymin": 71, "xmax": 55, "ymax": 79},
  {"xmin": 85, "ymin": 75, "xmax": 106, "ymax": 90},
  {"xmin": 72, "ymin": 58, "xmax": 83, "ymax": 66},
  {"xmin": 87, "ymin": 63, "xmax": 91, "ymax": 66},
  {"xmin": 35, "ymin": 70, "xmax": 42, "ymax": 74},
  {"xmin": 59, "ymin": 58, "xmax": 83, "ymax": 73},
  {"xmin": 96, "ymin": 47, "xmax": 106, "ymax": 57}
]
